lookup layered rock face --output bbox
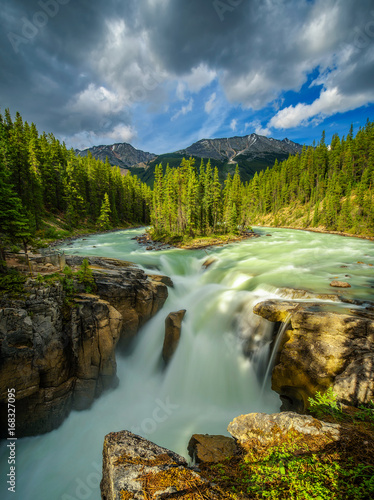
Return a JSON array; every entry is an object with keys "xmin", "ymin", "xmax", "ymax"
[
  {"xmin": 0, "ymin": 257, "xmax": 169, "ymax": 437},
  {"xmin": 254, "ymin": 299, "xmax": 374, "ymax": 411}
]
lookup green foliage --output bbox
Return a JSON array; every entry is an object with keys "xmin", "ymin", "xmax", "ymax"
[
  {"xmin": 355, "ymin": 401, "xmax": 374, "ymax": 425},
  {"xmin": 76, "ymin": 259, "xmax": 96, "ymax": 293},
  {"xmin": 246, "ymin": 121, "xmax": 374, "ymax": 236},
  {"xmin": 60, "ymin": 265, "xmax": 75, "ymax": 297},
  {"xmin": 308, "ymin": 387, "xmax": 343, "ymax": 420},
  {"xmin": 0, "ymin": 268, "xmax": 26, "ymax": 296},
  {"xmin": 151, "ymin": 160, "xmax": 247, "ymax": 239},
  {"xmin": 97, "ymin": 193, "xmax": 112, "ymax": 230},
  {"xmin": 201, "ymin": 431, "xmax": 374, "ymax": 499}
]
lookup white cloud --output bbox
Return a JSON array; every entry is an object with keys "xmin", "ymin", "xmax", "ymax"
[
  {"xmin": 245, "ymin": 120, "xmax": 271, "ymax": 137},
  {"xmin": 171, "ymin": 98, "xmax": 194, "ymax": 121},
  {"xmin": 65, "ymin": 123, "xmax": 136, "ymax": 150},
  {"xmin": 268, "ymin": 86, "xmax": 373, "ymax": 129},
  {"xmin": 230, "ymin": 118, "xmax": 238, "ymax": 132},
  {"xmin": 179, "ymin": 64, "xmax": 217, "ymax": 93},
  {"xmin": 205, "ymin": 92, "xmax": 217, "ymax": 114},
  {"xmin": 68, "ymin": 84, "xmax": 122, "ymax": 115}
]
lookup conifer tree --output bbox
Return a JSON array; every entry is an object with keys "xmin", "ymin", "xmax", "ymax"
[{"xmin": 97, "ymin": 193, "xmax": 112, "ymax": 230}]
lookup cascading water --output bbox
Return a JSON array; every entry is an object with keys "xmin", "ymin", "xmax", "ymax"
[
  {"xmin": 1, "ymin": 226, "xmax": 374, "ymax": 500},
  {"xmin": 261, "ymin": 315, "xmax": 291, "ymax": 395}
]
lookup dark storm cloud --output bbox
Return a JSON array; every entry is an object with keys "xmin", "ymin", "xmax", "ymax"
[{"xmin": 0, "ymin": 0, "xmax": 373, "ymax": 144}]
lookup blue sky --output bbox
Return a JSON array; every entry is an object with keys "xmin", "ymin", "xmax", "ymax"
[{"xmin": 1, "ymin": 0, "xmax": 374, "ymax": 154}]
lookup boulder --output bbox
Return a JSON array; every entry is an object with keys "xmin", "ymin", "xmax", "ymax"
[
  {"xmin": 330, "ymin": 281, "xmax": 351, "ymax": 288},
  {"xmin": 228, "ymin": 411, "xmax": 340, "ymax": 450},
  {"xmin": 101, "ymin": 431, "xmax": 222, "ymax": 500},
  {"xmin": 187, "ymin": 434, "xmax": 238, "ymax": 463},
  {"xmin": 162, "ymin": 310, "xmax": 186, "ymax": 363},
  {"xmin": 254, "ymin": 299, "xmax": 374, "ymax": 410},
  {"xmin": 0, "ymin": 286, "xmax": 122, "ymax": 437}
]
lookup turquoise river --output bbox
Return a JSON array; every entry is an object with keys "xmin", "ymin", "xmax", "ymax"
[{"xmin": 1, "ymin": 227, "xmax": 374, "ymax": 500}]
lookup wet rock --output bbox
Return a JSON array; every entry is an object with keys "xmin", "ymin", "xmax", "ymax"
[
  {"xmin": 330, "ymin": 281, "xmax": 351, "ymax": 288},
  {"xmin": 254, "ymin": 299, "xmax": 374, "ymax": 409},
  {"xmin": 187, "ymin": 434, "xmax": 238, "ymax": 463},
  {"xmin": 147, "ymin": 274, "xmax": 174, "ymax": 288},
  {"xmin": 101, "ymin": 431, "xmax": 222, "ymax": 500},
  {"xmin": 162, "ymin": 310, "xmax": 186, "ymax": 363},
  {"xmin": 202, "ymin": 257, "xmax": 216, "ymax": 268},
  {"xmin": 228, "ymin": 411, "xmax": 340, "ymax": 449},
  {"xmin": 276, "ymin": 287, "xmax": 339, "ymax": 301}
]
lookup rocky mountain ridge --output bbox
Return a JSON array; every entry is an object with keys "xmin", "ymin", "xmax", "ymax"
[
  {"xmin": 76, "ymin": 142, "xmax": 156, "ymax": 171},
  {"xmin": 175, "ymin": 133, "xmax": 303, "ymax": 163},
  {"xmin": 75, "ymin": 133, "xmax": 305, "ymax": 184}
]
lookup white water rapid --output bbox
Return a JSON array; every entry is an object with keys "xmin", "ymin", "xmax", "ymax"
[{"xmin": 1, "ymin": 227, "xmax": 374, "ymax": 500}]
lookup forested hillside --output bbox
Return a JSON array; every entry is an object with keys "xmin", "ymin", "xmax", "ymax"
[
  {"xmin": 150, "ymin": 120, "xmax": 374, "ymax": 241},
  {"xmin": 0, "ymin": 109, "xmax": 152, "ymax": 260},
  {"xmin": 246, "ymin": 120, "xmax": 374, "ymax": 235}
]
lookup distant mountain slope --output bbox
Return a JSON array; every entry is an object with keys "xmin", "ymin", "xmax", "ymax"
[
  {"xmin": 175, "ymin": 134, "xmax": 303, "ymax": 163},
  {"xmin": 76, "ymin": 142, "xmax": 156, "ymax": 170},
  {"xmin": 142, "ymin": 134, "xmax": 304, "ymax": 184},
  {"xmin": 76, "ymin": 134, "xmax": 305, "ymax": 185}
]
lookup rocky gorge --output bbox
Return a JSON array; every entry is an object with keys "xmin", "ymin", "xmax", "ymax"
[
  {"xmin": 2, "ymin": 226, "xmax": 374, "ymax": 500},
  {"xmin": 0, "ymin": 256, "xmax": 169, "ymax": 437}
]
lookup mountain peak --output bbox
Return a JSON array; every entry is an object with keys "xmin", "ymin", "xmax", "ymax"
[
  {"xmin": 76, "ymin": 142, "xmax": 156, "ymax": 170},
  {"xmin": 175, "ymin": 134, "xmax": 303, "ymax": 163}
]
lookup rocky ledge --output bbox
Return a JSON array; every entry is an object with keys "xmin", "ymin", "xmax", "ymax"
[
  {"xmin": 101, "ymin": 410, "xmax": 343, "ymax": 499},
  {"xmin": 253, "ymin": 297, "xmax": 374, "ymax": 411},
  {"xmin": 0, "ymin": 257, "xmax": 170, "ymax": 437}
]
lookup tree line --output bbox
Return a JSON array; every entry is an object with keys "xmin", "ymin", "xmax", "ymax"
[
  {"xmin": 244, "ymin": 120, "xmax": 374, "ymax": 233},
  {"xmin": 150, "ymin": 119, "xmax": 374, "ymax": 238},
  {"xmin": 0, "ymin": 109, "xmax": 152, "ymax": 262},
  {"xmin": 151, "ymin": 159, "xmax": 250, "ymax": 238}
]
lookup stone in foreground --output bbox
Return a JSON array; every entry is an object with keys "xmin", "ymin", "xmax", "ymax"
[
  {"xmin": 101, "ymin": 431, "xmax": 222, "ymax": 499},
  {"xmin": 228, "ymin": 411, "xmax": 340, "ymax": 449},
  {"xmin": 187, "ymin": 434, "xmax": 238, "ymax": 463}
]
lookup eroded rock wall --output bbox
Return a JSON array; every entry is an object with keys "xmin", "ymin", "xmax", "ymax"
[{"xmin": 0, "ymin": 257, "xmax": 169, "ymax": 437}]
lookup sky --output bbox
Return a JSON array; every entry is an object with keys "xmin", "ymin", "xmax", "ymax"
[{"xmin": 1, "ymin": 0, "xmax": 374, "ymax": 154}]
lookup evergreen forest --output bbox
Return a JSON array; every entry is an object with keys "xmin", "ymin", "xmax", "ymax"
[{"xmin": 1, "ymin": 108, "xmax": 374, "ymax": 261}]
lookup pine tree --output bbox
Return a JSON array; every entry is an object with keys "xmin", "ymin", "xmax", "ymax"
[{"xmin": 97, "ymin": 193, "xmax": 112, "ymax": 230}]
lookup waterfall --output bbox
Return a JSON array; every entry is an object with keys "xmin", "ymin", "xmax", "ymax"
[{"xmin": 261, "ymin": 315, "xmax": 292, "ymax": 395}]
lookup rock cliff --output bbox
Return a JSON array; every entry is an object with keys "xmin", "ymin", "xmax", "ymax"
[
  {"xmin": 253, "ymin": 299, "xmax": 374, "ymax": 411},
  {"xmin": 0, "ymin": 257, "xmax": 169, "ymax": 437}
]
